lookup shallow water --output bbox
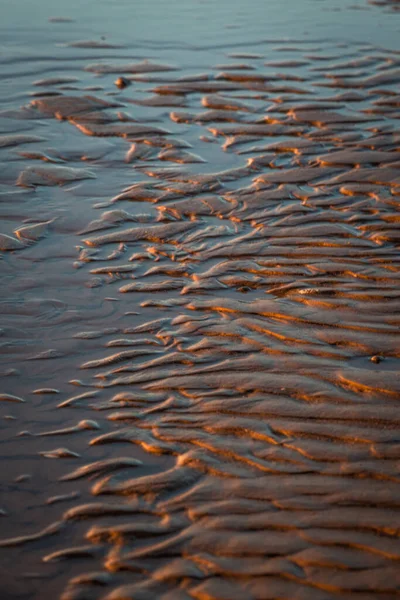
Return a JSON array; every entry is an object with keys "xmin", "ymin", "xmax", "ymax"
[{"xmin": 1, "ymin": 0, "xmax": 400, "ymax": 599}]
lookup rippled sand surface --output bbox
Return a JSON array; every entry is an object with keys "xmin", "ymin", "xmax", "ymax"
[{"xmin": 1, "ymin": 0, "xmax": 400, "ymax": 598}]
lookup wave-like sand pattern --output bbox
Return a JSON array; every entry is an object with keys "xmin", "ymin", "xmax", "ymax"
[{"xmin": 0, "ymin": 10, "xmax": 400, "ymax": 599}]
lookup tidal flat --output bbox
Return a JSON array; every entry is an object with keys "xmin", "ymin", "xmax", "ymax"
[{"xmin": 0, "ymin": 0, "xmax": 400, "ymax": 598}]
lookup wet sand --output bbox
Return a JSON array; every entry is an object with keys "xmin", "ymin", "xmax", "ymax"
[{"xmin": 0, "ymin": 0, "xmax": 400, "ymax": 598}]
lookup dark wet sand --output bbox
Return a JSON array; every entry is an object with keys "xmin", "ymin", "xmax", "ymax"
[{"xmin": 0, "ymin": 0, "xmax": 400, "ymax": 598}]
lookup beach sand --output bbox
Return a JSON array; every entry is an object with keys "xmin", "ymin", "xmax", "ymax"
[{"xmin": 0, "ymin": 0, "xmax": 400, "ymax": 598}]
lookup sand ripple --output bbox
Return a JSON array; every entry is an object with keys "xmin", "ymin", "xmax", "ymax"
[{"xmin": 0, "ymin": 9, "xmax": 400, "ymax": 600}]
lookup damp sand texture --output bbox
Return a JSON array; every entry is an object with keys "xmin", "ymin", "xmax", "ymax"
[{"xmin": 0, "ymin": 0, "xmax": 400, "ymax": 599}]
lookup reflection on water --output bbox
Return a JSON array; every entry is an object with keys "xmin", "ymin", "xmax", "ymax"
[{"xmin": 0, "ymin": 0, "xmax": 400, "ymax": 598}]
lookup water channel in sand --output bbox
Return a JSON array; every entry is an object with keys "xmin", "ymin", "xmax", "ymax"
[{"xmin": 0, "ymin": 0, "xmax": 400, "ymax": 598}]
